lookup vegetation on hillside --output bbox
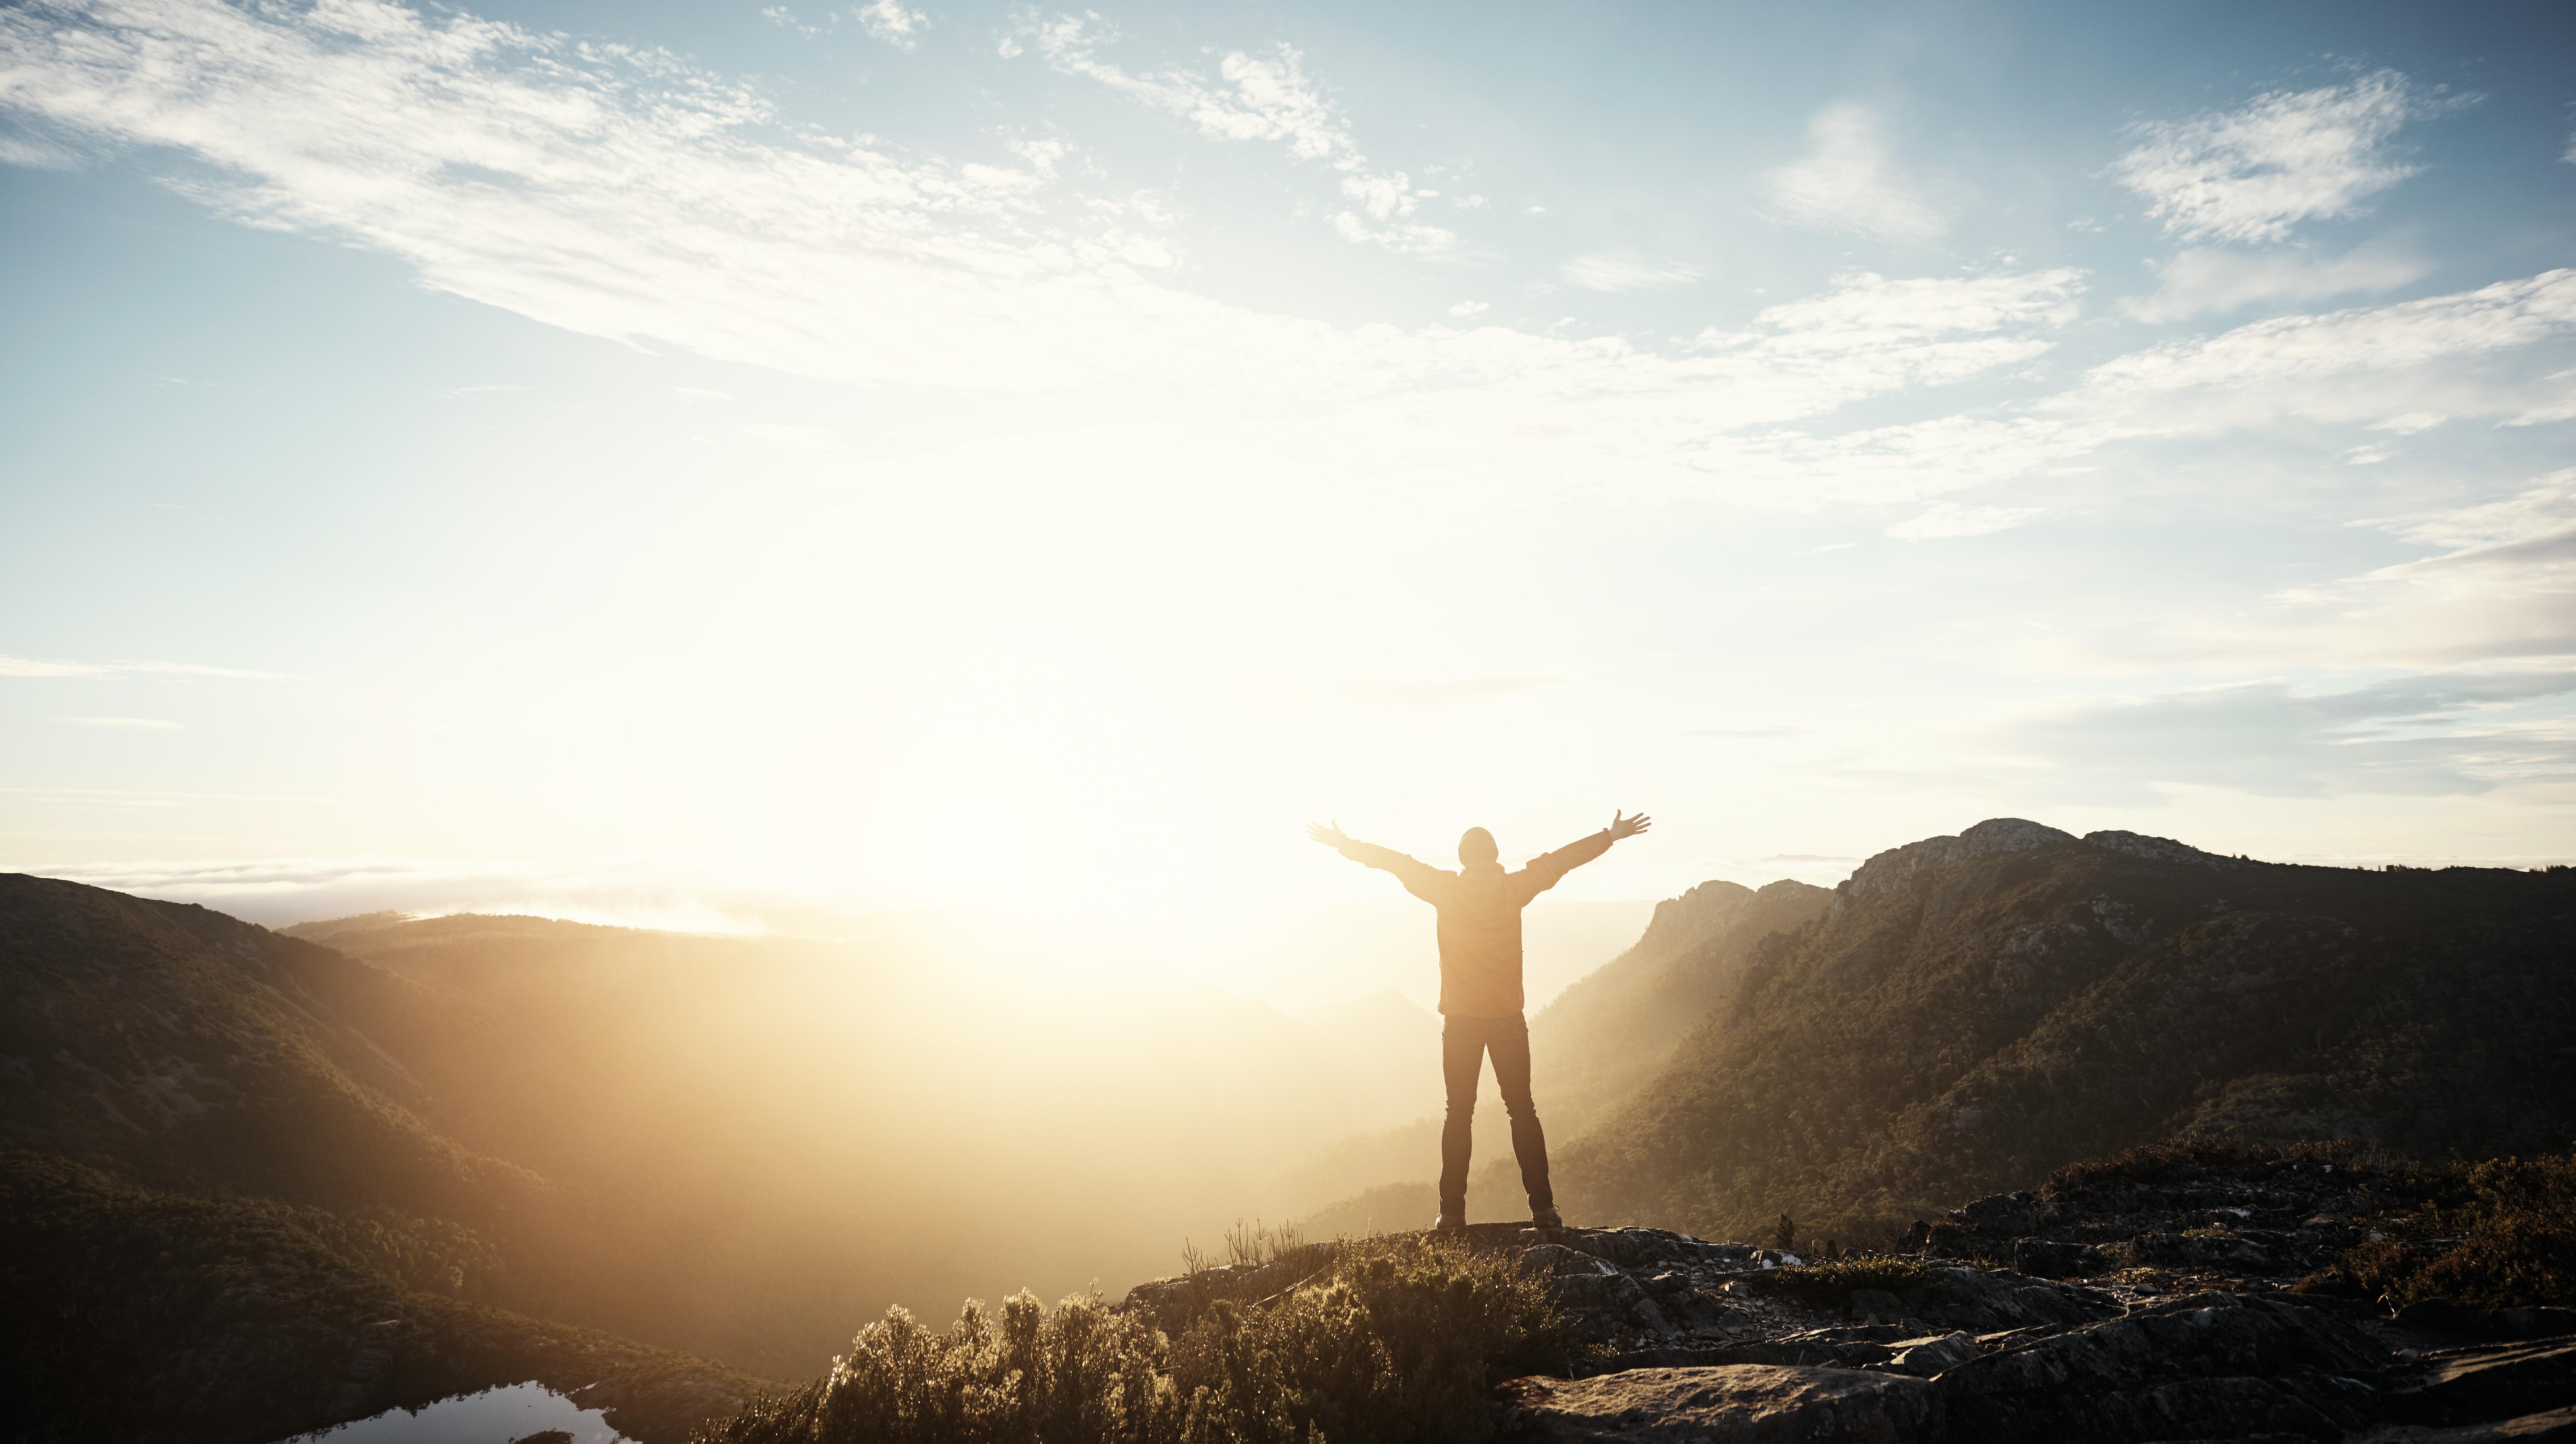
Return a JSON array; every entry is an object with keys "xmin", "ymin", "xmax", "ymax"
[
  {"xmin": 1552, "ymin": 830, "xmax": 2576, "ymax": 1247},
  {"xmin": 1527, "ymin": 878, "xmax": 1834, "ymax": 1137},
  {"xmin": 2301, "ymin": 1149, "xmax": 2576, "ymax": 1309},
  {"xmin": 693, "ymin": 1232, "xmax": 1571, "ymax": 1444},
  {"xmin": 0, "ymin": 1151, "xmax": 767, "ymax": 1444}
]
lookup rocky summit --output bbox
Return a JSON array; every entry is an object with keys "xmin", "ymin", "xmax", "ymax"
[{"xmin": 1119, "ymin": 1156, "xmax": 2576, "ymax": 1443}]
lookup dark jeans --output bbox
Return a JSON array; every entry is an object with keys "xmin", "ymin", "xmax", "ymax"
[{"xmin": 1439, "ymin": 1011, "xmax": 1551, "ymax": 1217}]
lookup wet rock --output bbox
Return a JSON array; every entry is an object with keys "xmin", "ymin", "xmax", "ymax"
[{"xmin": 1503, "ymin": 1363, "xmax": 1941, "ymax": 1442}]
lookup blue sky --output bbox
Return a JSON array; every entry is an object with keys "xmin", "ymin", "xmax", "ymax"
[{"xmin": 3, "ymin": 0, "xmax": 2572, "ymax": 1006}]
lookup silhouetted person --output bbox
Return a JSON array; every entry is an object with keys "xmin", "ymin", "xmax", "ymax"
[{"xmin": 1308, "ymin": 811, "xmax": 1651, "ymax": 1232}]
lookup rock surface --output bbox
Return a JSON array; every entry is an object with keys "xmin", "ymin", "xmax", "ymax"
[
  {"xmin": 1503, "ymin": 1364, "xmax": 1939, "ymax": 1442},
  {"xmin": 1126, "ymin": 1156, "xmax": 2575, "ymax": 1442}
]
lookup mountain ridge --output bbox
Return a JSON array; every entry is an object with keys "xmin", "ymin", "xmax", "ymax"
[{"xmin": 1554, "ymin": 818, "xmax": 2576, "ymax": 1244}]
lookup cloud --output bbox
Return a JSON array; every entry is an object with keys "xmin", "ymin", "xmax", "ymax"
[
  {"xmin": 856, "ymin": 0, "xmax": 925, "ymax": 48},
  {"xmin": 0, "ymin": 653, "xmax": 288, "ymax": 679},
  {"xmin": 0, "ymin": 130, "xmax": 76, "ymax": 167},
  {"xmin": 2069, "ymin": 269, "xmax": 2576, "ymax": 432},
  {"xmin": 2111, "ymin": 70, "xmax": 2457, "ymax": 244},
  {"xmin": 1446, "ymin": 300, "xmax": 1486, "ymax": 318},
  {"xmin": 1759, "ymin": 103, "xmax": 1945, "ymax": 242},
  {"xmin": 2118, "ymin": 244, "xmax": 2434, "ymax": 323},
  {"xmin": 1560, "ymin": 252, "xmax": 1701, "ymax": 293},
  {"xmin": 1020, "ymin": 14, "xmax": 1453, "ymax": 255},
  {"xmin": 1885, "ymin": 502, "xmax": 2041, "ymax": 540},
  {"xmin": 760, "ymin": 6, "xmax": 820, "ymax": 40},
  {"xmin": 2008, "ymin": 667, "xmax": 2576, "ymax": 800},
  {"xmin": 58, "ymin": 714, "xmax": 182, "ymax": 728},
  {"xmin": 0, "ymin": 3, "xmax": 2109, "ymax": 510},
  {"xmin": 26, "ymin": 855, "xmax": 809, "ymax": 931}
]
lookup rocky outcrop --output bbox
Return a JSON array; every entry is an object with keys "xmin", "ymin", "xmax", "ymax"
[
  {"xmin": 1138, "ymin": 1158, "xmax": 2576, "ymax": 1444},
  {"xmin": 1840, "ymin": 819, "xmax": 2077, "ymax": 901},
  {"xmin": 1504, "ymin": 1364, "xmax": 1941, "ymax": 1442}
]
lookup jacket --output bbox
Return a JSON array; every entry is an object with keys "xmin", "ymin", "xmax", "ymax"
[{"xmin": 1337, "ymin": 831, "xmax": 1614, "ymax": 1017}]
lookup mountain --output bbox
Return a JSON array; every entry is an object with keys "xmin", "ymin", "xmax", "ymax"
[
  {"xmin": 0, "ymin": 875, "xmax": 769, "ymax": 1442},
  {"xmin": 1555, "ymin": 819, "xmax": 2576, "ymax": 1245},
  {"xmin": 1529, "ymin": 878, "xmax": 1835, "ymax": 1133},
  {"xmin": 0, "ymin": 875, "xmax": 568, "ymax": 1277}
]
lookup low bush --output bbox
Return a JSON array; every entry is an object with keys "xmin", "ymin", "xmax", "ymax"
[
  {"xmin": 2039, "ymin": 1135, "xmax": 2372, "ymax": 1199},
  {"xmin": 691, "ymin": 1233, "xmax": 1571, "ymax": 1444},
  {"xmin": 1767, "ymin": 1255, "xmax": 1928, "ymax": 1301},
  {"xmin": 2303, "ymin": 1150, "xmax": 2576, "ymax": 1310}
]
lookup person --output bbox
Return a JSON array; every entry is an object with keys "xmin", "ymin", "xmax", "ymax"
[{"xmin": 1306, "ymin": 810, "xmax": 1652, "ymax": 1232}]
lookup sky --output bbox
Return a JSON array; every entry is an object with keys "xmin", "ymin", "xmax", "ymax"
[{"xmin": 2, "ymin": 0, "xmax": 2573, "ymax": 1009}]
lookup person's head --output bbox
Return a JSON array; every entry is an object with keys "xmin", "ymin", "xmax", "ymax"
[{"xmin": 1457, "ymin": 827, "xmax": 1499, "ymax": 867}]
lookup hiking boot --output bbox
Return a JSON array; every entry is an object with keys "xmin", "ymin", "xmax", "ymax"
[
  {"xmin": 1432, "ymin": 1211, "xmax": 1466, "ymax": 1234},
  {"xmin": 1530, "ymin": 1204, "xmax": 1564, "ymax": 1229}
]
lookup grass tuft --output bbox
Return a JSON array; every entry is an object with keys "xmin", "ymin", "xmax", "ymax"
[
  {"xmin": 1766, "ymin": 1254, "xmax": 1928, "ymax": 1301},
  {"xmin": 691, "ymin": 1232, "xmax": 1571, "ymax": 1444}
]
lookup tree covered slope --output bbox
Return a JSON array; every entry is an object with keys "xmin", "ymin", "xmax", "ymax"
[{"xmin": 1556, "ymin": 820, "xmax": 2576, "ymax": 1243}]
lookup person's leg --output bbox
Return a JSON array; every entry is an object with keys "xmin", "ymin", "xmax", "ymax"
[
  {"xmin": 1487, "ymin": 1014, "xmax": 1554, "ymax": 1216},
  {"xmin": 1437, "ymin": 1016, "xmax": 1487, "ymax": 1221}
]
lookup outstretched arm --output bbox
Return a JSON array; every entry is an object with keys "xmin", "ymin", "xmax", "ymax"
[
  {"xmin": 1519, "ymin": 809, "xmax": 1652, "ymax": 897},
  {"xmin": 1307, "ymin": 821, "xmax": 1448, "ymax": 902}
]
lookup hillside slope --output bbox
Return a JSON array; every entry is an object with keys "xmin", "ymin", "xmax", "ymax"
[
  {"xmin": 0, "ymin": 1151, "xmax": 765, "ymax": 1444},
  {"xmin": 0, "ymin": 875, "xmax": 562, "ymax": 1259},
  {"xmin": 1557, "ymin": 820, "xmax": 2576, "ymax": 1243},
  {"xmin": 1531, "ymin": 878, "xmax": 1835, "ymax": 1132}
]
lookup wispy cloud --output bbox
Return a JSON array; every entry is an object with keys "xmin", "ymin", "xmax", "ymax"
[
  {"xmin": 1018, "ymin": 13, "xmax": 1454, "ymax": 255},
  {"xmin": 0, "ymin": 2, "xmax": 2105, "ymax": 505},
  {"xmin": 2071, "ymin": 269, "xmax": 2576, "ymax": 432},
  {"xmin": 1885, "ymin": 503, "xmax": 2041, "ymax": 540},
  {"xmin": 0, "ymin": 653, "xmax": 287, "ymax": 680},
  {"xmin": 29, "ymin": 855, "xmax": 810, "ymax": 931},
  {"xmin": 857, "ymin": 0, "xmax": 926, "ymax": 49},
  {"xmin": 0, "ymin": 130, "xmax": 77, "ymax": 167},
  {"xmin": 1759, "ymin": 103, "xmax": 1944, "ymax": 242},
  {"xmin": 2008, "ymin": 667, "xmax": 2576, "ymax": 800},
  {"xmin": 2112, "ymin": 70, "xmax": 2458, "ymax": 244},
  {"xmin": 1560, "ymin": 251, "xmax": 1701, "ymax": 294},
  {"xmin": 2118, "ymin": 244, "xmax": 2433, "ymax": 323}
]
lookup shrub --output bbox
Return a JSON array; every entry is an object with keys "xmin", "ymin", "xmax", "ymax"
[
  {"xmin": 2039, "ymin": 1135, "xmax": 2370, "ymax": 1199},
  {"xmin": 2304, "ymin": 1150, "xmax": 2576, "ymax": 1310},
  {"xmin": 1767, "ymin": 1255, "xmax": 1928, "ymax": 1302},
  {"xmin": 692, "ymin": 1233, "xmax": 1571, "ymax": 1444}
]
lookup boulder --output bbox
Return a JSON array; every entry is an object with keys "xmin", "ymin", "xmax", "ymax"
[
  {"xmin": 2012, "ymin": 1239, "xmax": 2094, "ymax": 1278},
  {"xmin": 1952, "ymin": 1192, "xmax": 2043, "ymax": 1237},
  {"xmin": 1503, "ymin": 1364, "xmax": 1941, "ymax": 1443}
]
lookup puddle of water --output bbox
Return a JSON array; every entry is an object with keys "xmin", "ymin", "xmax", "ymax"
[{"xmin": 275, "ymin": 1381, "xmax": 633, "ymax": 1443}]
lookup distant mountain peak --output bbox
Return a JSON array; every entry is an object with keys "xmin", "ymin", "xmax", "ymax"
[
  {"xmin": 1844, "ymin": 818, "xmax": 2077, "ymax": 898},
  {"xmin": 2080, "ymin": 829, "xmax": 2237, "ymax": 867},
  {"xmin": 1625, "ymin": 878, "xmax": 1760, "ymax": 962}
]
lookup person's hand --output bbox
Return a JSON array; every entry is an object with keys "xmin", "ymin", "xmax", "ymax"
[
  {"xmin": 1307, "ymin": 821, "xmax": 1352, "ymax": 849},
  {"xmin": 1608, "ymin": 810, "xmax": 1652, "ymax": 841}
]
